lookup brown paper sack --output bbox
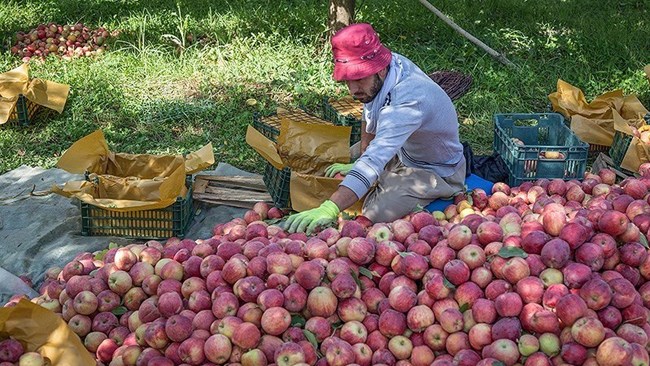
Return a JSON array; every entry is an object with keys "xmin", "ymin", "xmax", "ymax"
[
  {"xmin": 275, "ymin": 118, "xmax": 362, "ymax": 212},
  {"xmin": 53, "ymin": 130, "xmax": 213, "ymax": 211},
  {"xmin": 570, "ymin": 115, "xmax": 615, "ymax": 146},
  {"xmin": 0, "ymin": 300, "xmax": 94, "ymax": 365}
]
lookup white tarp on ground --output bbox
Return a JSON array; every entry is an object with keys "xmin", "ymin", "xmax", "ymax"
[{"xmin": 0, "ymin": 163, "xmax": 249, "ymax": 303}]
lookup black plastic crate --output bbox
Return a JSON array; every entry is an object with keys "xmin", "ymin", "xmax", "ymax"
[
  {"xmin": 609, "ymin": 113, "xmax": 650, "ymax": 171},
  {"xmin": 80, "ymin": 177, "xmax": 194, "ymax": 239},
  {"xmin": 252, "ymin": 109, "xmax": 335, "ymax": 143},
  {"xmin": 322, "ymin": 97, "xmax": 362, "ymax": 146},
  {"xmin": 493, "ymin": 113, "xmax": 589, "ymax": 186},
  {"xmin": 263, "ymin": 163, "xmax": 292, "ymax": 209},
  {"xmin": 3, "ymin": 95, "xmax": 40, "ymax": 127}
]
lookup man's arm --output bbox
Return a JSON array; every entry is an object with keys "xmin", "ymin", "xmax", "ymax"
[{"xmin": 330, "ymin": 185, "xmax": 360, "ymax": 212}]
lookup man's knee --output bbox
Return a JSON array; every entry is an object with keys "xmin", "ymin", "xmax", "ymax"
[{"xmin": 363, "ymin": 195, "xmax": 423, "ymax": 223}]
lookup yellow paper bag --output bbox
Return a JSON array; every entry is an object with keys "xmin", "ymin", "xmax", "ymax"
[
  {"xmin": 621, "ymin": 135, "xmax": 650, "ymax": 173},
  {"xmin": 0, "ymin": 300, "xmax": 94, "ymax": 365},
  {"xmin": 290, "ymin": 172, "xmax": 364, "ymax": 213},
  {"xmin": 55, "ymin": 130, "xmax": 110, "ymax": 174},
  {"xmin": 56, "ymin": 130, "xmax": 213, "ymax": 177},
  {"xmin": 184, "ymin": 142, "xmax": 215, "ymax": 175},
  {"xmin": 620, "ymin": 94, "xmax": 649, "ymax": 119},
  {"xmin": 245, "ymin": 125, "xmax": 285, "ymax": 170},
  {"xmin": 612, "ymin": 110, "xmax": 646, "ymax": 135},
  {"xmin": 0, "ymin": 64, "xmax": 70, "ymax": 124}
]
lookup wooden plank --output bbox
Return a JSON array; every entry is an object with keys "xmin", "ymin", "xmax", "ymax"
[
  {"xmin": 195, "ymin": 175, "xmax": 267, "ymax": 191},
  {"xmin": 192, "ymin": 174, "xmax": 274, "ymax": 208},
  {"xmin": 202, "ymin": 186, "xmax": 272, "ymax": 201},
  {"xmin": 193, "ymin": 193, "xmax": 273, "ymax": 209},
  {"xmin": 191, "ymin": 197, "xmax": 266, "ymax": 209},
  {"xmin": 194, "ymin": 188, "xmax": 271, "ymax": 202},
  {"xmin": 193, "ymin": 178, "xmax": 209, "ymax": 194}
]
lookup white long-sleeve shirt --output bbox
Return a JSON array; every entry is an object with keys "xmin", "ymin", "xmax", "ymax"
[{"xmin": 341, "ymin": 53, "xmax": 465, "ymax": 199}]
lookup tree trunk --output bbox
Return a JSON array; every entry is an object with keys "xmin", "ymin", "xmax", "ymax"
[{"xmin": 328, "ymin": 0, "xmax": 355, "ymax": 36}]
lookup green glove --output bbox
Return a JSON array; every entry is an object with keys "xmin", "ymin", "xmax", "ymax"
[
  {"xmin": 325, "ymin": 163, "xmax": 354, "ymax": 177},
  {"xmin": 285, "ymin": 200, "xmax": 340, "ymax": 235}
]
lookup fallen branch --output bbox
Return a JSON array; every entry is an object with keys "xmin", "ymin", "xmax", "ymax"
[{"xmin": 417, "ymin": 0, "xmax": 515, "ymax": 67}]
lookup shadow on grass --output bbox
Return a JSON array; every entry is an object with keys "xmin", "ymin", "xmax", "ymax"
[
  {"xmin": 1, "ymin": 0, "xmax": 327, "ymax": 43},
  {"xmin": 85, "ymin": 79, "xmax": 330, "ymax": 174}
]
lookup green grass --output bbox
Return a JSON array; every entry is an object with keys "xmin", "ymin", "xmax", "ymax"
[{"xmin": 0, "ymin": 0, "xmax": 648, "ymax": 175}]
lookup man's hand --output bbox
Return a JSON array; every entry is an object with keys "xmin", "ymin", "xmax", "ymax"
[
  {"xmin": 284, "ymin": 200, "xmax": 340, "ymax": 235},
  {"xmin": 325, "ymin": 163, "xmax": 354, "ymax": 177}
]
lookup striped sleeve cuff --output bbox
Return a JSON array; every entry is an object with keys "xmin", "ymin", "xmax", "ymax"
[{"xmin": 340, "ymin": 160, "xmax": 380, "ymax": 199}]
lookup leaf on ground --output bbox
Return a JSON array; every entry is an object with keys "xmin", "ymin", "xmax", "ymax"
[
  {"xmin": 350, "ymin": 271, "xmax": 363, "ymax": 289},
  {"xmin": 497, "ymin": 246, "xmax": 528, "ymax": 258},
  {"xmin": 639, "ymin": 234, "xmax": 648, "ymax": 248},
  {"xmin": 112, "ymin": 306, "xmax": 128, "ymax": 316},
  {"xmin": 264, "ymin": 218, "xmax": 282, "ymax": 225},
  {"xmin": 291, "ymin": 314, "xmax": 306, "ymax": 327},
  {"xmin": 443, "ymin": 277, "xmax": 456, "ymax": 289},
  {"xmin": 94, "ymin": 249, "xmax": 108, "ymax": 261},
  {"xmin": 459, "ymin": 303, "xmax": 470, "ymax": 313},
  {"xmin": 303, "ymin": 329, "xmax": 319, "ymax": 352},
  {"xmin": 359, "ymin": 267, "xmax": 379, "ymax": 279}
]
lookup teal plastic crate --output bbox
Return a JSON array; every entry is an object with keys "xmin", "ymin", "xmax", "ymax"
[
  {"xmin": 494, "ymin": 113, "xmax": 589, "ymax": 186},
  {"xmin": 80, "ymin": 177, "xmax": 194, "ymax": 239},
  {"xmin": 608, "ymin": 131, "xmax": 633, "ymax": 170}
]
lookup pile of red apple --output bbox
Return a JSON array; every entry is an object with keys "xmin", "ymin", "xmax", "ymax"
[
  {"xmin": 10, "ymin": 23, "xmax": 109, "ymax": 63},
  {"xmin": 0, "ymin": 338, "xmax": 48, "ymax": 365},
  {"xmin": 6, "ymin": 164, "xmax": 650, "ymax": 366}
]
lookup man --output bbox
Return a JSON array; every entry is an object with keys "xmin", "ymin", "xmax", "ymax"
[{"xmin": 286, "ymin": 23, "xmax": 466, "ymax": 234}]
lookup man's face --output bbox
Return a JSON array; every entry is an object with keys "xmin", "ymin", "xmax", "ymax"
[{"xmin": 345, "ymin": 72, "xmax": 385, "ymax": 103}]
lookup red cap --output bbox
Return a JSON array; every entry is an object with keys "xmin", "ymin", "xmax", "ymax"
[{"xmin": 331, "ymin": 23, "xmax": 392, "ymax": 81}]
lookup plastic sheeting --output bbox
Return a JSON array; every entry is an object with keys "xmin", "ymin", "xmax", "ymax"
[{"xmin": 0, "ymin": 163, "xmax": 248, "ymax": 304}]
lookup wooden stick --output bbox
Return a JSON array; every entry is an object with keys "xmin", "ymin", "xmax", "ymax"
[{"xmin": 417, "ymin": 0, "xmax": 515, "ymax": 67}]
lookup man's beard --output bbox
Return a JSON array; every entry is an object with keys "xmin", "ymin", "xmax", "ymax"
[{"xmin": 355, "ymin": 74, "xmax": 384, "ymax": 103}]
